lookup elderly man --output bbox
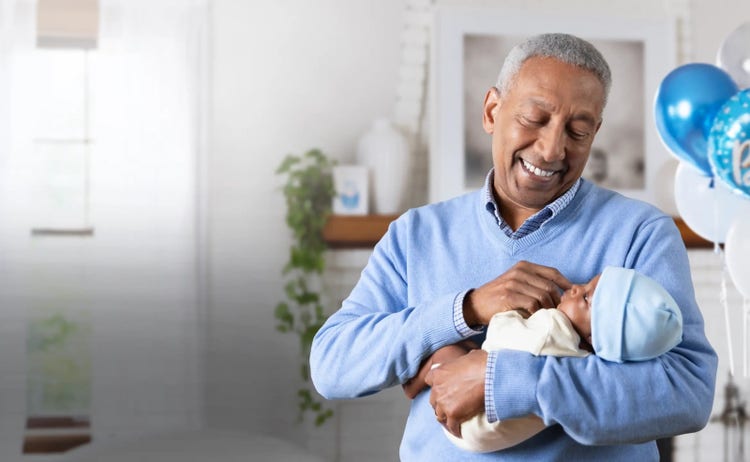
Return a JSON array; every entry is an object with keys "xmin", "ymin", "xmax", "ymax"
[{"xmin": 310, "ymin": 33, "xmax": 716, "ymax": 461}]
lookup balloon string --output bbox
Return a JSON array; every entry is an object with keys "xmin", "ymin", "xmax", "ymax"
[
  {"xmin": 713, "ymin": 183, "xmax": 721, "ymax": 254},
  {"xmin": 721, "ymin": 249, "xmax": 736, "ymax": 377},
  {"xmin": 745, "ymin": 296, "xmax": 748, "ymax": 378}
]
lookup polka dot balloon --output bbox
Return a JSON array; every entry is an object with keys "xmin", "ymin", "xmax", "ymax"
[{"xmin": 708, "ymin": 89, "xmax": 750, "ymax": 199}]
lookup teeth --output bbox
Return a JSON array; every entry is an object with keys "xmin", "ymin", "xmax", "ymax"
[{"xmin": 522, "ymin": 159, "xmax": 555, "ymax": 177}]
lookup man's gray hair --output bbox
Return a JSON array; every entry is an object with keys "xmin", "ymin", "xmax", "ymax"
[{"xmin": 496, "ymin": 33, "xmax": 612, "ymax": 107}]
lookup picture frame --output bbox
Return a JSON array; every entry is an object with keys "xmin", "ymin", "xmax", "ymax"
[
  {"xmin": 332, "ymin": 165, "xmax": 369, "ymax": 215},
  {"xmin": 429, "ymin": 6, "xmax": 678, "ymax": 207}
]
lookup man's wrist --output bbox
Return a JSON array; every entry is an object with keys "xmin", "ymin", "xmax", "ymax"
[
  {"xmin": 462, "ymin": 289, "xmax": 483, "ymax": 328},
  {"xmin": 453, "ymin": 289, "xmax": 483, "ymax": 337}
]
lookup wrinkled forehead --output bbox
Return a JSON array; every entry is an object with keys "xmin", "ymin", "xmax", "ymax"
[{"xmin": 509, "ymin": 57, "xmax": 606, "ymax": 117}]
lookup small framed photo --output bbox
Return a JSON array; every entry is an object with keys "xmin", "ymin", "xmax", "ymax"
[{"xmin": 332, "ymin": 165, "xmax": 369, "ymax": 215}]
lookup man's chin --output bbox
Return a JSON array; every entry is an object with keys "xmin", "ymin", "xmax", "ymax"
[{"xmin": 514, "ymin": 180, "xmax": 563, "ymax": 203}]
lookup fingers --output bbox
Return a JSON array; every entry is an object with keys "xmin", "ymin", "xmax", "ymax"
[
  {"xmin": 431, "ymin": 345, "xmax": 471, "ymax": 367},
  {"xmin": 427, "ymin": 370, "xmax": 437, "ymax": 405},
  {"xmin": 402, "ymin": 379, "xmax": 420, "ymax": 399},
  {"xmin": 444, "ymin": 417, "xmax": 462, "ymax": 438},
  {"xmin": 405, "ymin": 345, "xmax": 466, "ymax": 399},
  {"xmin": 434, "ymin": 409, "xmax": 452, "ymax": 433},
  {"xmin": 428, "ymin": 351, "xmax": 486, "ymax": 438},
  {"xmin": 432, "ymin": 401, "xmax": 462, "ymax": 437},
  {"xmin": 425, "ymin": 360, "xmax": 443, "ymax": 387},
  {"xmin": 518, "ymin": 260, "xmax": 572, "ymax": 291},
  {"xmin": 403, "ymin": 356, "xmax": 436, "ymax": 399},
  {"xmin": 429, "ymin": 364, "xmax": 455, "ymax": 434},
  {"xmin": 513, "ymin": 261, "xmax": 571, "ymax": 305},
  {"xmin": 424, "ymin": 368, "xmax": 434, "ymax": 387},
  {"xmin": 467, "ymin": 261, "xmax": 571, "ymax": 324},
  {"xmin": 501, "ymin": 279, "xmax": 559, "ymax": 311},
  {"xmin": 432, "ymin": 400, "xmax": 464, "ymax": 438}
]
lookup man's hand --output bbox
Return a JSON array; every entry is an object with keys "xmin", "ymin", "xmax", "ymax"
[
  {"xmin": 402, "ymin": 340, "xmax": 478, "ymax": 399},
  {"xmin": 463, "ymin": 261, "xmax": 572, "ymax": 326},
  {"xmin": 425, "ymin": 349, "xmax": 488, "ymax": 438}
]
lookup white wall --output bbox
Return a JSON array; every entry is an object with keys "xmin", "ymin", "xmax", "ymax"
[
  {"xmin": 206, "ymin": 0, "xmax": 403, "ymax": 443},
  {"xmin": 207, "ymin": 0, "xmax": 750, "ymax": 460},
  {"xmin": 690, "ymin": 0, "xmax": 750, "ymax": 64}
]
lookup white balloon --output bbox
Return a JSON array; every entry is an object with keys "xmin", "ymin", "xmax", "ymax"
[
  {"xmin": 674, "ymin": 162, "xmax": 748, "ymax": 243},
  {"xmin": 717, "ymin": 22, "xmax": 750, "ymax": 89},
  {"xmin": 654, "ymin": 158, "xmax": 679, "ymax": 216},
  {"xmin": 726, "ymin": 210, "xmax": 750, "ymax": 298}
]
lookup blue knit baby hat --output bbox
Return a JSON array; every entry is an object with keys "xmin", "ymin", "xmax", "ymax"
[{"xmin": 591, "ymin": 267, "xmax": 683, "ymax": 363}]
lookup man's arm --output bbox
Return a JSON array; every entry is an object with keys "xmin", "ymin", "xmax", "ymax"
[
  {"xmin": 427, "ymin": 216, "xmax": 717, "ymax": 444},
  {"xmin": 425, "ymin": 261, "xmax": 572, "ymax": 437},
  {"xmin": 311, "ymin": 212, "xmax": 572, "ymax": 402},
  {"xmin": 309, "ymin": 213, "xmax": 470, "ymax": 399},
  {"xmin": 491, "ymin": 216, "xmax": 717, "ymax": 444}
]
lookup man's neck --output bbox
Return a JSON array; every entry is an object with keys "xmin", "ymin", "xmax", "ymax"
[
  {"xmin": 500, "ymin": 207, "xmax": 537, "ymax": 231},
  {"xmin": 493, "ymin": 190, "xmax": 541, "ymax": 231}
]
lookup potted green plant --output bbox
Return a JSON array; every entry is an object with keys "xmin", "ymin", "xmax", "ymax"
[{"xmin": 275, "ymin": 148, "xmax": 336, "ymax": 426}]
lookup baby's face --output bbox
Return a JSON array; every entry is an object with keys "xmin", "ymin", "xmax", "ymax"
[{"xmin": 557, "ymin": 274, "xmax": 602, "ymax": 345}]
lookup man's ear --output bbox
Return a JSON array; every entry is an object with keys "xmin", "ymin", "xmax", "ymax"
[{"xmin": 482, "ymin": 87, "xmax": 501, "ymax": 134}]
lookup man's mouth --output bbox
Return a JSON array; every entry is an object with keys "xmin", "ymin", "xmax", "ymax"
[{"xmin": 521, "ymin": 159, "xmax": 557, "ymax": 178}]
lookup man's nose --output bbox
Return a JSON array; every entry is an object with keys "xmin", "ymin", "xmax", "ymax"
[{"xmin": 536, "ymin": 124, "xmax": 566, "ymax": 162}]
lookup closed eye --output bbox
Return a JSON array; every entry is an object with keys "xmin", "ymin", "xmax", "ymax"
[
  {"xmin": 568, "ymin": 129, "xmax": 590, "ymax": 141},
  {"xmin": 521, "ymin": 116, "xmax": 544, "ymax": 127},
  {"xmin": 568, "ymin": 119, "xmax": 595, "ymax": 141}
]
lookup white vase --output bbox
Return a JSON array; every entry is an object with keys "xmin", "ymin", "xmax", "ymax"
[{"xmin": 356, "ymin": 118, "xmax": 411, "ymax": 214}]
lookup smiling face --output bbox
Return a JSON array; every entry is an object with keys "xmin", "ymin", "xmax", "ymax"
[
  {"xmin": 557, "ymin": 273, "xmax": 602, "ymax": 345},
  {"xmin": 482, "ymin": 57, "xmax": 605, "ymax": 229}
]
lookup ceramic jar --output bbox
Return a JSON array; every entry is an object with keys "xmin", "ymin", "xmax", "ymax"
[{"xmin": 356, "ymin": 118, "xmax": 410, "ymax": 214}]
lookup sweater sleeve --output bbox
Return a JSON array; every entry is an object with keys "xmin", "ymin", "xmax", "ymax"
[
  {"xmin": 489, "ymin": 216, "xmax": 718, "ymax": 445},
  {"xmin": 309, "ymin": 213, "xmax": 471, "ymax": 399}
]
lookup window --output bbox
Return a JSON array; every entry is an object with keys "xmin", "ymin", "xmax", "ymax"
[{"xmin": 27, "ymin": 47, "xmax": 94, "ymax": 234}]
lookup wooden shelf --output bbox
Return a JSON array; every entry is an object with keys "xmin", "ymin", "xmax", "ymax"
[
  {"xmin": 323, "ymin": 214, "xmax": 398, "ymax": 248},
  {"xmin": 323, "ymin": 215, "xmax": 712, "ymax": 249}
]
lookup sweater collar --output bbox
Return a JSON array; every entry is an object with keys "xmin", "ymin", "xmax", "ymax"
[{"xmin": 483, "ymin": 169, "xmax": 582, "ymax": 239}]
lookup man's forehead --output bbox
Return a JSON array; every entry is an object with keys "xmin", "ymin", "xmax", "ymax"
[{"xmin": 512, "ymin": 58, "xmax": 605, "ymax": 104}]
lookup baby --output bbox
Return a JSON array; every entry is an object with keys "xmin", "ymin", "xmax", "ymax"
[{"xmin": 443, "ymin": 266, "xmax": 684, "ymax": 453}]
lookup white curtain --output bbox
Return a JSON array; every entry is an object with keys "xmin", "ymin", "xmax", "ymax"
[
  {"xmin": 0, "ymin": 2, "xmax": 34, "ymax": 459},
  {"xmin": 88, "ymin": 0, "xmax": 209, "ymax": 444},
  {"xmin": 0, "ymin": 0, "xmax": 209, "ymax": 455}
]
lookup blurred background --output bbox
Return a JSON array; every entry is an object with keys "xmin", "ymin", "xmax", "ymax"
[{"xmin": 0, "ymin": 0, "xmax": 748, "ymax": 461}]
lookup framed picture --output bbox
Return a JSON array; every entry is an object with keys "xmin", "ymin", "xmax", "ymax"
[
  {"xmin": 429, "ymin": 6, "xmax": 677, "ymax": 206},
  {"xmin": 332, "ymin": 165, "xmax": 369, "ymax": 215}
]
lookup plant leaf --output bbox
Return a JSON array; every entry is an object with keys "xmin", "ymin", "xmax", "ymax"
[{"xmin": 276, "ymin": 148, "xmax": 336, "ymax": 425}]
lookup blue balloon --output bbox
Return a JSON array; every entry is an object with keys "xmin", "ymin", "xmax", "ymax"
[
  {"xmin": 654, "ymin": 63, "xmax": 739, "ymax": 175},
  {"xmin": 708, "ymin": 89, "xmax": 750, "ymax": 199}
]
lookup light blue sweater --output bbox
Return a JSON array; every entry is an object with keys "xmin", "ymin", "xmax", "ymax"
[{"xmin": 310, "ymin": 180, "xmax": 717, "ymax": 461}]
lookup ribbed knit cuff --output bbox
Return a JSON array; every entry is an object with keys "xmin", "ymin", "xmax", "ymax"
[
  {"xmin": 491, "ymin": 350, "xmax": 544, "ymax": 421},
  {"xmin": 417, "ymin": 292, "xmax": 470, "ymax": 348}
]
